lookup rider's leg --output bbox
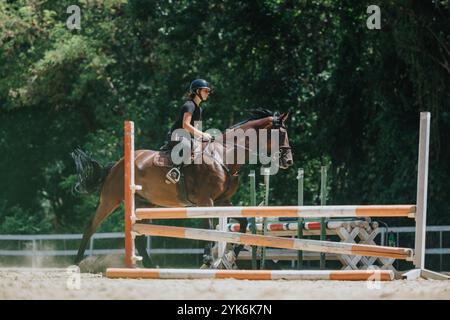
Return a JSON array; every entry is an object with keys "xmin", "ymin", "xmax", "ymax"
[{"xmin": 165, "ymin": 136, "xmax": 191, "ymax": 184}]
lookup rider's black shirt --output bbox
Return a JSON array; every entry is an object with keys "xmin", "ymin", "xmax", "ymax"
[{"xmin": 170, "ymin": 100, "xmax": 202, "ymax": 135}]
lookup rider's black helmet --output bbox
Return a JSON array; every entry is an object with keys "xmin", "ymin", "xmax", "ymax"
[{"xmin": 189, "ymin": 79, "xmax": 211, "ymax": 94}]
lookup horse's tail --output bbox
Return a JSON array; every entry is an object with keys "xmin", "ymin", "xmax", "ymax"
[{"xmin": 71, "ymin": 148, "xmax": 115, "ymax": 194}]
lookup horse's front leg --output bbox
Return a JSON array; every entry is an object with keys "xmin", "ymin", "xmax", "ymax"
[
  {"xmin": 134, "ymin": 197, "xmax": 155, "ymax": 268},
  {"xmin": 198, "ymin": 198, "xmax": 215, "ymax": 268},
  {"xmin": 215, "ymin": 200, "xmax": 248, "ymax": 269},
  {"xmin": 135, "ymin": 219, "xmax": 154, "ymax": 268},
  {"xmin": 232, "ymin": 216, "xmax": 248, "ymax": 259}
]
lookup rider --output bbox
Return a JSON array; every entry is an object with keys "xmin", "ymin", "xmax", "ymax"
[{"xmin": 161, "ymin": 79, "xmax": 213, "ymax": 183}]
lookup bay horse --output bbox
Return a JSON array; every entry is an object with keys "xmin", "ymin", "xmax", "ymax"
[{"xmin": 72, "ymin": 109, "xmax": 293, "ymax": 268}]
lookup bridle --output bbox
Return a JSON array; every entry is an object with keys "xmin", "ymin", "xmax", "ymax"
[
  {"xmin": 272, "ymin": 112, "xmax": 292, "ymax": 156},
  {"xmin": 195, "ymin": 114, "xmax": 292, "ymax": 174}
]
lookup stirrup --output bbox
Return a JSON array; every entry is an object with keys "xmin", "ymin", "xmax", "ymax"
[{"xmin": 165, "ymin": 167, "xmax": 181, "ymax": 184}]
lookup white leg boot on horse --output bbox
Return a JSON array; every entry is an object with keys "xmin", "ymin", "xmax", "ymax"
[{"xmin": 207, "ymin": 200, "xmax": 248, "ymax": 270}]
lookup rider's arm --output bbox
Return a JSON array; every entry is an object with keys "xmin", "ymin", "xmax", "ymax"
[{"xmin": 182, "ymin": 112, "xmax": 209, "ymax": 139}]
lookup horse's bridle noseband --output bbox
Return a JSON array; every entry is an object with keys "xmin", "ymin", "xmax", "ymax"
[{"xmin": 272, "ymin": 113, "xmax": 292, "ymax": 154}]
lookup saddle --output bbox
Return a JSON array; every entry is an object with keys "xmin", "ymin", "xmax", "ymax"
[
  {"xmin": 153, "ymin": 150, "xmax": 174, "ymax": 168},
  {"xmin": 153, "ymin": 149, "xmax": 196, "ymax": 207}
]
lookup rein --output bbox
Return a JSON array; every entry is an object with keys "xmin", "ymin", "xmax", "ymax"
[{"xmin": 192, "ymin": 113, "xmax": 291, "ymax": 177}]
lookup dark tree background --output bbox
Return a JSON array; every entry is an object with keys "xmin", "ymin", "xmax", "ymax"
[{"xmin": 0, "ymin": 0, "xmax": 449, "ymax": 235}]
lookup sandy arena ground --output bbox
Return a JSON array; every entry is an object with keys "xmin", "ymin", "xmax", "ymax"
[{"xmin": 1, "ymin": 267, "xmax": 450, "ymax": 300}]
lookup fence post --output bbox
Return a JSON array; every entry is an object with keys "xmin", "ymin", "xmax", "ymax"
[
  {"xmin": 439, "ymin": 231, "xmax": 443, "ymax": 272},
  {"xmin": 320, "ymin": 166, "xmax": 327, "ymax": 269},
  {"xmin": 249, "ymin": 170, "xmax": 257, "ymax": 270},
  {"xmin": 297, "ymin": 168, "xmax": 304, "ymax": 269},
  {"xmin": 32, "ymin": 239, "xmax": 37, "ymax": 268},
  {"xmin": 89, "ymin": 236, "xmax": 94, "ymax": 256},
  {"xmin": 217, "ymin": 219, "xmax": 227, "ymax": 259},
  {"xmin": 260, "ymin": 167, "xmax": 270, "ymax": 269},
  {"xmin": 124, "ymin": 121, "xmax": 142, "ymax": 268},
  {"xmin": 414, "ymin": 112, "xmax": 430, "ymax": 269}
]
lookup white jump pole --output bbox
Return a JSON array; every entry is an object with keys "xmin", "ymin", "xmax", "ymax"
[
  {"xmin": 414, "ymin": 112, "xmax": 430, "ymax": 269},
  {"xmin": 404, "ymin": 112, "xmax": 449, "ymax": 280}
]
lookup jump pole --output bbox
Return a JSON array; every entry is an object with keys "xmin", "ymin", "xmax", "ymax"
[
  {"xmin": 135, "ymin": 205, "xmax": 416, "ymax": 219},
  {"xmin": 297, "ymin": 168, "xmax": 304, "ymax": 270},
  {"xmin": 116, "ymin": 114, "xmax": 449, "ymax": 280},
  {"xmin": 261, "ymin": 167, "xmax": 270, "ymax": 269},
  {"xmin": 320, "ymin": 165, "xmax": 327, "ymax": 269},
  {"xmin": 404, "ymin": 112, "xmax": 449, "ymax": 280},
  {"xmin": 106, "ymin": 268, "xmax": 394, "ymax": 281},
  {"xmin": 133, "ymin": 223, "xmax": 413, "ymax": 260},
  {"xmin": 414, "ymin": 112, "xmax": 430, "ymax": 270},
  {"xmin": 249, "ymin": 170, "xmax": 257, "ymax": 269},
  {"xmin": 124, "ymin": 121, "xmax": 134, "ymax": 268},
  {"xmin": 124, "ymin": 121, "xmax": 141, "ymax": 268}
]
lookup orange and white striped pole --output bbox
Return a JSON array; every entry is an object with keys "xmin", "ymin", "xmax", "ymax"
[
  {"xmin": 133, "ymin": 223, "xmax": 414, "ymax": 260},
  {"xmin": 135, "ymin": 204, "xmax": 416, "ymax": 220},
  {"xmin": 124, "ymin": 121, "xmax": 142, "ymax": 268},
  {"xmin": 106, "ymin": 268, "xmax": 394, "ymax": 281}
]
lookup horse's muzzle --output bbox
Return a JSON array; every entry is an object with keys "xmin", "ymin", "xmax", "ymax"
[{"xmin": 280, "ymin": 148, "xmax": 293, "ymax": 169}]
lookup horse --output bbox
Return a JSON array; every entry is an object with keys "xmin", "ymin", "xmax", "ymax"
[{"xmin": 72, "ymin": 109, "xmax": 293, "ymax": 268}]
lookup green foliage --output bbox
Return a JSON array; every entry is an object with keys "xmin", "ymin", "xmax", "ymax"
[
  {"xmin": 0, "ymin": 0, "xmax": 449, "ymax": 236},
  {"xmin": 0, "ymin": 203, "xmax": 54, "ymax": 234}
]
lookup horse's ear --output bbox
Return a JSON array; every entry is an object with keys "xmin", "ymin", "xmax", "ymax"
[{"xmin": 280, "ymin": 112, "xmax": 290, "ymax": 122}]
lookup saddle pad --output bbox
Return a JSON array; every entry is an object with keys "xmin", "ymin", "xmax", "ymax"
[{"xmin": 153, "ymin": 151, "xmax": 173, "ymax": 167}]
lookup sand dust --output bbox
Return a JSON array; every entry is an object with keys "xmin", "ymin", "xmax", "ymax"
[{"xmin": 1, "ymin": 267, "xmax": 449, "ymax": 300}]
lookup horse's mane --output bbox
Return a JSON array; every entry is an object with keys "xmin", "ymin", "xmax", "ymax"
[{"xmin": 229, "ymin": 108, "xmax": 277, "ymax": 129}]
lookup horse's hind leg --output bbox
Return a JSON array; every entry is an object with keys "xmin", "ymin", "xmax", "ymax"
[
  {"xmin": 75, "ymin": 195, "xmax": 121, "ymax": 264},
  {"xmin": 75, "ymin": 165, "xmax": 123, "ymax": 264}
]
